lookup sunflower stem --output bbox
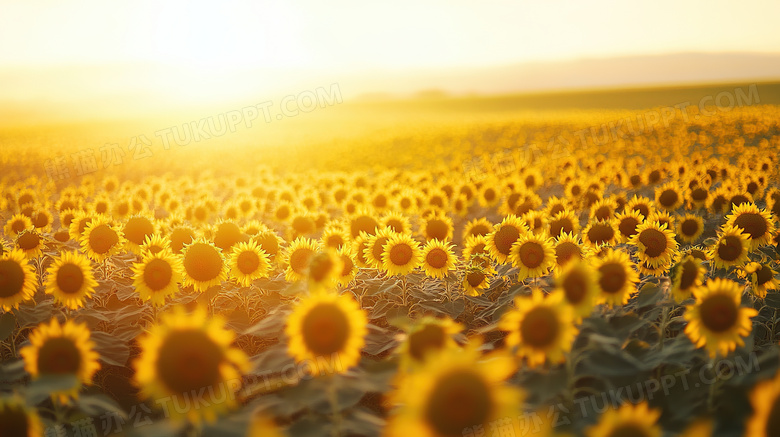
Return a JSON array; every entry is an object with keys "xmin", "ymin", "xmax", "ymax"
[
  {"xmin": 658, "ymin": 305, "xmax": 670, "ymax": 350},
  {"xmin": 327, "ymin": 376, "xmax": 342, "ymax": 437},
  {"xmin": 706, "ymin": 357, "xmax": 721, "ymax": 413}
]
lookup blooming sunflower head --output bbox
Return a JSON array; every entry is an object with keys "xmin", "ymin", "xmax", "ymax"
[
  {"xmin": 132, "ymin": 249, "xmax": 184, "ymax": 307},
  {"xmin": 79, "ymin": 215, "xmax": 125, "ymax": 263},
  {"xmin": 44, "ymin": 251, "xmax": 98, "ymax": 310},
  {"xmin": 228, "ymin": 240, "xmax": 271, "ymax": 288},
  {"xmin": 677, "ymin": 214, "xmax": 705, "ymax": 244},
  {"xmin": 181, "ymin": 239, "xmax": 227, "ymax": 292},
  {"xmin": 283, "ymin": 237, "xmax": 319, "ymax": 283},
  {"xmin": 670, "ymin": 255, "xmax": 706, "ymax": 303},
  {"xmin": 0, "ymin": 396, "xmax": 43, "ymax": 437},
  {"xmin": 307, "ymin": 249, "xmax": 344, "ymax": 292},
  {"xmin": 628, "ymin": 220, "xmax": 678, "ymax": 269},
  {"xmin": 0, "ymin": 249, "xmax": 37, "ymax": 311},
  {"xmin": 708, "ymin": 225, "xmax": 751, "ymax": 269},
  {"xmin": 726, "ymin": 202, "xmax": 776, "ymax": 250},
  {"xmin": 555, "ymin": 259, "xmax": 599, "ymax": 319},
  {"xmin": 592, "ymin": 249, "xmax": 639, "ymax": 307},
  {"xmin": 743, "ymin": 262, "xmax": 779, "ymax": 298},
  {"xmin": 396, "ymin": 316, "xmax": 463, "ymax": 370},
  {"xmin": 381, "ymin": 233, "xmax": 422, "ymax": 276},
  {"xmin": 420, "ymin": 239, "xmax": 456, "ymax": 279},
  {"xmin": 509, "ymin": 233, "xmax": 556, "ymax": 281},
  {"xmin": 586, "ymin": 402, "xmax": 661, "ymax": 437},
  {"xmin": 485, "ymin": 215, "xmax": 528, "ymax": 264}
]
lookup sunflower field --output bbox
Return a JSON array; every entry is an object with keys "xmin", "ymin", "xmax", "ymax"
[{"xmin": 2, "ymin": 99, "xmax": 780, "ymax": 437}]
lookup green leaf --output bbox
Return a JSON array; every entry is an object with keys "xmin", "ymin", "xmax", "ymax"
[
  {"xmin": 77, "ymin": 394, "xmax": 127, "ymax": 418},
  {"xmin": 26, "ymin": 375, "xmax": 80, "ymax": 405},
  {"xmin": 91, "ymin": 330, "xmax": 130, "ymax": 367},
  {"xmin": 0, "ymin": 311, "xmax": 16, "ymax": 342}
]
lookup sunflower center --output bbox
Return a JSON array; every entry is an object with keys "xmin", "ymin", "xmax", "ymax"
[
  {"xmin": 587, "ymin": 223, "xmax": 614, "ymax": 245},
  {"xmin": 57, "ymin": 263, "xmax": 85, "ymax": 294},
  {"xmin": 517, "ymin": 242, "xmax": 544, "ymax": 268},
  {"xmin": 183, "ymin": 243, "xmax": 223, "ymax": 282},
  {"xmin": 38, "ymin": 337, "xmax": 82, "ymax": 375},
  {"xmin": 550, "ymin": 219, "xmax": 574, "ymax": 237},
  {"xmin": 691, "ymin": 188, "xmax": 708, "ymax": 201},
  {"xmin": 237, "ymin": 251, "xmax": 260, "ymax": 274},
  {"xmin": 351, "ymin": 216, "xmax": 378, "ymax": 237},
  {"xmin": 494, "ymin": 226, "xmax": 520, "ymax": 256},
  {"xmin": 679, "ymin": 261, "xmax": 699, "ymax": 291},
  {"xmin": 699, "ymin": 294, "xmax": 738, "ymax": 333},
  {"xmin": 340, "ymin": 255, "xmax": 354, "ymax": 276},
  {"xmin": 599, "ymin": 263, "xmax": 627, "ymax": 294},
  {"xmin": 618, "ymin": 217, "xmax": 640, "ymax": 238},
  {"xmin": 733, "ymin": 212, "xmax": 767, "ymax": 239},
  {"xmin": 424, "ymin": 370, "xmax": 493, "ymax": 437},
  {"xmin": 17, "ymin": 232, "xmax": 41, "ymax": 251},
  {"xmin": 470, "ymin": 224, "xmax": 491, "ymax": 237},
  {"xmin": 214, "ymin": 222, "xmax": 245, "ymax": 251},
  {"xmin": 88, "ymin": 224, "xmax": 119, "ymax": 254},
  {"xmin": 755, "ymin": 265, "xmax": 773, "ymax": 285},
  {"xmin": 170, "ymin": 228, "xmax": 195, "ymax": 254},
  {"xmin": 408, "ymin": 324, "xmax": 447, "ymax": 361},
  {"xmin": 389, "ymin": 244, "xmax": 414, "ymax": 266},
  {"xmin": 157, "ymin": 329, "xmax": 224, "ymax": 394},
  {"xmin": 124, "ymin": 217, "xmax": 154, "ymax": 246},
  {"xmin": 255, "ymin": 233, "xmax": 279, "ymax": 257},
  {"xmin": 555, "ymin": 242, "xmax": 581, "ymax": 266},
  {"xmin": 371, "ymin": 237, "xmax": 390, "ymax": 262},
  {"xmin": 729, "ymin": 195, "xmax": 750, "ymax": 209},
  {"xmin": 607, "ymin": 423, "xmax": 651, "ymax": 437},
  {"xmin": 562, "ymin": 271, "xmax": 588, "ymax": 304},
  {"xmin": 426, "ymin": 220, "xmax": 449, "ymax": 241},
  {"xmin": 659, "ymin": 189, "xmax": 679, "ymax": 208},
  {"xmin": 143, "ymin": 258, "xmax": 173, "ymax": 291},
  {"xmin": 681, "ymin": 219, "xmax": 700, "ymax": 236},
  {"xmin": 631, "ymin": 204, "xmax": 649, "ymax": 218},
  {"xmin": 765, "ymin": 395, "xmax": 780, "ymax": 437},
  {"xmin": 0, "ymin": 404, "xmax": 30, "ymax": 436},
  {"xmin": 717, "ymin": 236, "xmax": 744, "ymax": 262},
  {"xmin": 0, "ymin": 259, "xmax": 25, "ymax": 298},
  {"xmin": 426, "ymin": 248, "xmax": 448, "ymax": 269},
  {"xmin": 289, "ymin": 248, "xmax": 315, "ymax": 274},
  {"xmin": 309, "ymin": 254, "xmax": 335, "ymax": 282},
  {"xmin": 521, "ymin": 306, "xmax": 559, "ymax": 348},
  {"xmin": 11, "ymin": 220, "xmax": 26, "ymax": 234},
  {"xmin": 638, "ymin": 229, "xmax": 667, "ymax": 257},
  {"xmin": 466, "ymin": 271, "xmax": 485, "ymax": 287},
  {"xmin": 301, "ymin": 303, "xmax": 350, "ymax": 356}
]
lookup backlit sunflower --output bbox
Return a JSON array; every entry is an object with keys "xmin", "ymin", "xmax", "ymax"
[
  {"xmin": 743, "ymin": 262, "xmax": 779, "ymax": 298},
  {"xmin": 670, "ymin": 255, "xmax": 706, "ymax": 303},
  {"xmin": 629, "ymin": 221, "xmax": 678, "ymax": 268},
  {"xmin": 385, "ymin": 343, "xmax": 521, "ymax": 437},
  {"xmin": 123, "ymin": 215, "xmax": 157, "ymax": 253},
  {"xmin": 552, "ymin": 232, "xmax": 589, "ymax": 270},
  {"xmin": 677, "ymin": 214, "xmax": 705, "ymax": 244},
  {"xmin": 44, "ymin": 251, "xmax": 98, "ymax": 309},
  {"xmin": 592, "ymin": 249, "xmax": 640, "ymax": 307},
  {"xmin": 420, "ymin": 239, "xmax": 456, "ymax": 279},
  {"xmin": 462, "ymin": 217, "xmax": 494, "ymax": 240},
  {"xmin": 0, "ymin": 249, "xmax": 37, "ymax": 311},
  {"xmin": 500, "ymin": 289, "xmax": 577, "ymax": 368},
  {"xmin": 286, "ymin": 291, "xmax": 367, "ymax": 373},
  {"xmin": 461, "ymin": 258, "xmax": 495, "ymax": 297},
  {"xmin": 582, "ymin": 219, "xmax": 618, "ymax": 248},
  {"xmin": 684, "ymin": 278, "xmax": 757, "ymax": 357},
  {"xmin": 283, "ymin": 237, "xmax": 319, "ymax": 282},
  {"xmin": 132, "ymin": 249, "xmax": 184, "ymax": 307},
  {"xmin": 396, "ymin": 316, "xmax": 463, "ymax": 370},
  {"xmin": 614, "ymin": 209, "xmax": 644, "ymax": 243},
  {"xmin": 140, "ymin": 233, "xmax": 171, "ymax": 255},
  {"xmin": 0, "ymin": 396, "xmax": 43, "ymax": 437},
  {"xmin": 20, "ymin": 318, "xmax": 101, "ymax": 403},
  {"xmin": 349, "ymin": 208, "xmax": 380, "ymax": 238},
  {"xmin": 462, "ymin": 234, "xmax": 489, "ymax": 260},
  {"xmin": 586, "ymin": 402, "xmax": 661, "ymax": 437},
  {"xmin": 708, "ymin": 225, "xmax": 751, "ymax": 269},
  {"xmin": 589, "ymin": 198, "xmax": 617, "ymax": 222},
  {"xmin": 336, "ymin": 246, "xmax": 358, "ymax": 286},
  {"xmin": 485, "ymin": 215, "xmax": 528, "ymax": 264},
  {"xmin": 421, "ymin": 212, "xmax": 454, "ymax": 242},
  {"xmin": 382, "ymin": 233, "xmax": 422, "ymax": 276},
  {"xmin": 382, "ymin": 212, "xmax": 412, "ymax": 235},
  {"xmin": 181, "ymin": 239, "xmax": 228, "ymax": 292},
  {"xmin": 3, "ymin": 213, "xmax": 32, "ymax": 238},
  {"xmin": 555, "ymin": 260, "xmax": 599, "ymax": 319},
  {"xmin": 363, "ymin": 227, "xmax": 398, "ymax": 269},
  {"xmin": 746, "ymin": 371, "xmax": 780, "ymax": 437},
  {"xmin": 547, "ymin": 209, "xmax": 580, "ymax": 238},
  {"xmin": 228, "ymin": 240, "xmax": 271, "ymax": 287},
  {"xmin": 307, "ymin": 249, "xmax": 343, "ymax": 292},
  {"xmin": 79, "ymin": 215, "xmax": 125, "ymax": 263},
  {"xmin": 134, "ymin": 306, "xmax": 250, "ymax": 423},
  {"xmin": 625, "ymin": 195, "xmax": 655, "ymax": 220},
  {"xmin": 14, "ymin": 229, "xmax": 44, "ymax": 260},
  {"xmin": 725, "ymin": 202, "xmax": 776, "ymax": 250},
  {"xmin": 252, "ymin": 230, "xmax": 283, "ymax": 264},
  {"xmin": 321, "ymin": 226, "xmax": 349, "ymax": 250},
  {"xmin": 509, "ymin": 234, "xmax": 555, "ymax": 281},
  {"xmin": 654, "ymin": 182, "xmax": 685, "ymax": 211}
]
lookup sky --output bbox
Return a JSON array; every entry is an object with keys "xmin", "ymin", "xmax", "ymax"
[{"xmin": 1, "ymin": 0, "xmax": 779, "ymax": 115}]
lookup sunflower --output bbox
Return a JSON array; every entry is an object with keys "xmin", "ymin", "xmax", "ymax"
[
  {"xmin": 708, "ymin": 225, "xmax": 751, "ymax": 269},
  {"xmin": 725, "ymin": 203, "xmax": 776, "ymax": 250},
  {"xmin": 485, "ymin": 215, "xmax": 528, "ymax": 264},
  {"xmin": 140, "ymin": 233, "xmax": 171, "ymax": 255},
  {"xmin": 336, "ymin": 246, "xmax": 358, "ymax": 287},
  {"xmin": 307, "ymin": 249, "xmax": 343, "ymax": 292},
  {"xmin": 321, "ymin": 226, "xmax": 350, "ymax": 250},
  {"xmin": 677, "ymin": 214, "xmax": 705, "ymax": 243},
  {"xmin": 746, "ymin": 371, "xmax": 780, "ymax": 437},
  {"xmin": 500, "ymin": 289, "xmax": 577, "ymax": 368},
  {"xmin": 14, "ymin": 229, "xmax": 44, "ymax": 259},
  {"xmin": 79, "ymin": 215, "xmax": 125, "ymax": 263},
  {"xmin": 625, "ymin": 195, "xmax": 655, "ymax": 220},
  {"xmin": 349, "ymin": 208, "xmax": 379, "ymax": 238},
  {"xmin": 462, "ymin": 234, "xmax": 489, "ymax": 260},
  {"xmin": 132, "ymin": 250, "xmax": 184, "ymax": 307},
  {"xmin": 4, "ymin": 213, "xmax": 32, "ymax": 238},
  {"xmin": 547, "ymin": 209, "xmax": 580, "ymax": 238},
  {"xmin": 629, "ymin": 221, "xmax": 678, "ymax": 268},
  {"xmin": 30, "ymin": 208, "xmax": 53, "ymax": 233},
  {"xmin": 420, "ymin": 239, "xmax": 456, "ymax": 279},
  {"xmin": 181, "ymin": 239, "xmax": 228, "ymax": 292},
  {"xmin": 286, "ymin": 292, "xmax": 367, "ymax": 373},
  {"xmin": 283, "ymin": 237, "xmax": 319, "ymax": 282},
  {"xmin": 654, "ymin": 182, "xmax": 685, "ymax": 211},
  {"xmin": 461, "ymin": 258, "xmax": 495, "ymax": 297},
  {"xmin": 582, "ymin": 219, "xmax": 618, "ymax": 248},
  {"xmin": 133, "ymin": 306, "xmax": 250, "ymax": 423},
  {"xmin": 382, "ymin": 233, "xmax": 422, "ymax": 276},
  {"xmin": 228, "ymin": 240, "xmax": 271, "ymax": 288},
  {"xmin": 589, "ymin": 198, "xmax": 617, "ymax": 222},
  {"xmin": 552, "ymin": 232, "xmax": 589, "ymax": 270},
  {"xmin": 592, "ymin": 249, "xmax": 640, "ymax": 307},
  {"xmin": 743, "ymin": 262, "xmax": 779, "ymax": 298},
  {"xmin": 509, "ymin": 234, "xmax": 555, "ymax": 281},
  {"xmin": 421, "ymin": 212, "xmax": 454, "ymax": 242},
  {"xmin": 384, "ymin": 343, "xmax": 521, "ymax": 437},
  {"xmin": 44, "ymin": 251, "xmax": 98, "ymax": 309},
  {"xmin": 363, "ymin": 227, "xmax": 398, "ymax": 269},
  {"xmin": 586, "ymin": 402, "xmax": 661, "ymax": 437},
  {"xmin": 168, "ymin": 225, "xmax": 197, "ymax": 255},
  {"xmin": 670, "ymin": 255, "xmax": 706, "ymax": 303},
  {"xmin": 0, "ymin": 396, "xmax": 43, "ymax": 437},
  {"xmin": 555, "ymin": 260, "xmax": 599, "ymax": 319},
  {"xmin": 252, "ymin": 230, "xmax": 283, "ymax": 264},
  {"xmin": 396, "ymin": 316, "xmax": 463, "ymax": 370},
  {"xmin": 462, "ymin": 217, "xmax": 494, "ymax": 240},
  {"xmin": 0, "ymin": 249, "xmax": 37, "ymax": 311},
  {"xmin": 685, "ymin": 278, "xmax": 757, "ymax": 357},
  {"xmin": 614, "ymin": 209, "xmax": 644, "ymax": 244},
  {"xmin": 647, "ymin": 211, "xmax": 674, "ymax": 232},
  {"xmin": 19, "ymin": 318, "xmax": 101, "ymax": 403}
]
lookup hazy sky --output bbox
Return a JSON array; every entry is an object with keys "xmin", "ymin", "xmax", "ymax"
[{"xmin": 2, "ymin": 0, "xmax": 779, "ymax": 70}]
